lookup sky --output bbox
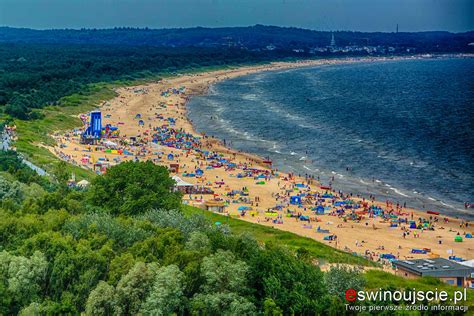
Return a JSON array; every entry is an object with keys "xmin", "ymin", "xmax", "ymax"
[{"xmin": 0, "ymin": 0, "xmax": 473, "ymax": 32}]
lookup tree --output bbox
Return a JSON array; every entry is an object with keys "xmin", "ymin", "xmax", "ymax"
[
  {"xmin": 0, "ymin": 251, "xmax": 48, "ymax": 312},
  {"xmin": 185, "ymin": 231, "xmax": 211, "ymax": 253},
  {"xmin": 113, "ymin": 262, "xmax": 158, "ymax": 315},
  {"xmin": 107, "ymin": 253, "xmax": 137, "ymax": 286},
  {"xmin": 18, "ymin": 302, "xmax": 42, "ymax": 316},
  {"xmin": 247, "ymin": 245, "xmax": 326, "ymax": 314},
  {"xmin": 191, "ymin": 292, "xmax": 256, "ymax": 316},
  {"xmin": 88, "ymin": 161, "xmax": 182, "ymax": 215},
  {"xmin": 0, "ymin": 176, "xmax": 22, "ymax": 202},
  {"xmin": 141, "ymin": 265, "xmax": 185, "ymax": 315},
  {"xmin": 191, "ymin": 250, "xmax": 255, "ymax": 315},
  {"xmin": 200, "ymin": 249, "xmax": 248, "ymax": 293},
  {"xmin": 324, "ymin": 265, "xmax": 366, "ymax": 300},
  {"xmin": 85, "ymin": 281, "xmax": 115, "ymax": 316},
  {"xmin": 263, "ymin": 298, "xmax": 283, "ymax": 316}
]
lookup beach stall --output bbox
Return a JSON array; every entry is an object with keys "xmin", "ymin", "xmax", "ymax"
[
  {"xmin": 172, "ymin": 175, "xmax": 195, "ymax": 194},
  {"xmin": 169, "ymin": 163, "xmax": 179, "ymax": 173},
  {"xmin": 204, "ymin": 200, "xmax": 226, "ymax": 213}
]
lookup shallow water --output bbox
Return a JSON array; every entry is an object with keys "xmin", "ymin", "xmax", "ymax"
[{"xmin": 188, "ymin": 58, "xmax": 474, "ymax": 219}]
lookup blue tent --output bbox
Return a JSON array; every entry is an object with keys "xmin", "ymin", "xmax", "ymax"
[
  {"xmin": 238, "ymin": 206, "xmax": 251, "ymax": 211},
  {"xmin": 315, "ymin": 205, "xmax": 325, "ymax": 214},
  {"xmin": 465, "ymin": 233, "xmax": 472, "ymax": 238},
  {"xmin": 449, "ymin": 256, "xmax": 464, "ymax": 262},
  {"xmin": 381, "ymin": 254, "xmax": 396, "ymax": 259},
  {"xmin": 290, "ymin": 196, "xmax": 302, "ymax": 205}
]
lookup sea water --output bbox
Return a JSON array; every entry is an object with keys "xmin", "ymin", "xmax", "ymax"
[{"xmin": 188, "ymin": 58, "xmax": 474, "ymax": 219}]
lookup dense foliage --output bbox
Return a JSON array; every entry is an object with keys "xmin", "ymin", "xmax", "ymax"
[
  {"xmin": 2, "ymin": 25, "xmax": 473, "ymax": 52},
  {"xmin": 88, "ymin": 161, "xmax": 182, "ymax": 215},
  {"xmin": 0, "ymin": 157, "xmax": 344, "ymax": 315},
  {"xmin": 0, "ymin": 43, "xmax": 301, "ymax": 119},
  {"xmin": 0, "ymin": 150, "xmax": 51, "ymax": 189}
]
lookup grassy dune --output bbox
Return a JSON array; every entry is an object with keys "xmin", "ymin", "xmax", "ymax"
[{"xmin": 183, "ymin": 205, "xmax": 376, "ymax": 266}]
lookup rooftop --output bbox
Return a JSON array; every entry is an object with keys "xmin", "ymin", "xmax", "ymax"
[{"xmin": 393, "ymin": 258, "xmax": 474, "ymax": 278}]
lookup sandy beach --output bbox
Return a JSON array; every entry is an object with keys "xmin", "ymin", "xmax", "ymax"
[{"xmin": 49, "ymin": 57, "xmax": 473, "ymax": 266}]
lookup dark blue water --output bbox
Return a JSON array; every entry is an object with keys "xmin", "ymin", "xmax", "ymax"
[{"xmin": 188, "ymin": 58, "xmax": 474, "ymax": 219}]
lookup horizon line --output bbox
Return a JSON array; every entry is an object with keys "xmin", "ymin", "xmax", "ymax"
[{"xmin": 1, "ymin": 24, "xmax": 473, "ymax": 34}]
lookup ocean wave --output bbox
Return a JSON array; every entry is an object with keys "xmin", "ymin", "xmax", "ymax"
[
  {"xmin": 242, "ymin": 93, "xmax": 258, "ymax": 101},
  {"xmin": 389, "ymin": 187, "xmax": 409, "ymax": 197}
]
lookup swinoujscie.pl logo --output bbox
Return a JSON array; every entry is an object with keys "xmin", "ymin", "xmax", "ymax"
[{"xmin": 345, "ymin": 288, "xmax": 469, "ymax": 313}]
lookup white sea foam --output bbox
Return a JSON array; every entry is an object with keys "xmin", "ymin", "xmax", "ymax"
[
  {"xmin": 389, "ymin": 187, "xmax": 409, "ymax": 197},
  {"xmin": 242, "ymin": 93, "xmax": 258, "ymax": 101},
  {"xmin": 440, "ymin": 201, "xmax": 455, "ymax": 209}
]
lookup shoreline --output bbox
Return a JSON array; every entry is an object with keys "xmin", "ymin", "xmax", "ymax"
[
  {"xmin": 185, "ymin": 56, "xmax": 473, "ymax": 219},
  {"xmin": 49, "ymin": 55, "xmax": 473, "ymax": 265}
]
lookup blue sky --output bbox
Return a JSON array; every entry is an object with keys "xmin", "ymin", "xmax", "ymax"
[{"xmin": 0, "ymin": 0, "xmax": 472, "ymax": 32}]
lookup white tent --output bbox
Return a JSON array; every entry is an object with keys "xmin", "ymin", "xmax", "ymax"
[
  {"xmin": 77, "ymin": 179, "xmax": 90, "ymax": 188},
  {"xmin": 172, "ymin": 175, "xmax": 194, "ymax": 187},
  {"xmin": 459, "ymin": 259, "xmax": 474, "ymax": 268},
  {"xmin": 103, "ymin": 140, "xmax": 118, "ymax": 147}
]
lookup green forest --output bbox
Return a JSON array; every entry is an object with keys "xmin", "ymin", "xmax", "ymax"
[
  {"xmin": 0, "ymin": 43, "xmax": 299, "ymax": 120},
  {"xmin": 0, "ymin": 151, "xmax": 470, "ymax": 315}
]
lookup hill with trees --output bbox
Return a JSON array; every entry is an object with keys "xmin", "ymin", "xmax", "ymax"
[{"xmin": 1, "ymin": 25, "xmax": 473, "ymax": 52}]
